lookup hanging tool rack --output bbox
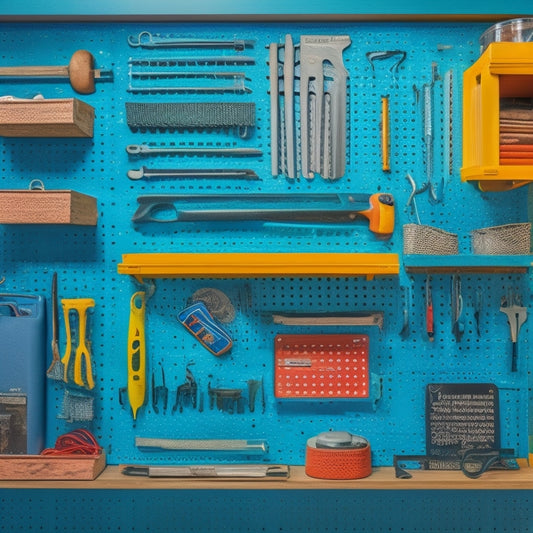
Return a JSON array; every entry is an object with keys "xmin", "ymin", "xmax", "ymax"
[{"xmin": 0, "ymin": 19, "xmax": 530, "ymax": 471}]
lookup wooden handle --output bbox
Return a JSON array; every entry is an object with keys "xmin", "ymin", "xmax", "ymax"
[{"xmin": 0, "ymin": 65, "xmax": 69, "ymax": 77}]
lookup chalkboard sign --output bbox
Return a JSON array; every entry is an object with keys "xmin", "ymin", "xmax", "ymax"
[{"xmin": 426, "ymin": 383, "xmax": 500, "ymax": 457}]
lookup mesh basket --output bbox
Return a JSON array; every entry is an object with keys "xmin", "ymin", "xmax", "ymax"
[
  {"xmin": 403, "ymin": 224, "xmax": 459, "ymax": 255},
  {"xmin": 471, "ymin": 223, "xmax": 531, "ymax": 254}
]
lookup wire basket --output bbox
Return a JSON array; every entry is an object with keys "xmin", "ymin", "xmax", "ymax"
[
  {"xmin": 403, "ymin": 224, "xmax": 458, "ymax": 255},
  {"xmin": 471, "ymin": 223, "xmax": 531, "ymax": 254}
]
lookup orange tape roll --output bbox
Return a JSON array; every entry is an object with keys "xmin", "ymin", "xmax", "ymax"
[{"xmin": 305, "ymin": 433, "xmax": 372, "ymax": 480}]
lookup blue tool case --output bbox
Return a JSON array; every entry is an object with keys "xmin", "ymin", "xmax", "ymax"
[{"xmin": 0, "ymin": 294, "xmax": 46, "ymax": 455}]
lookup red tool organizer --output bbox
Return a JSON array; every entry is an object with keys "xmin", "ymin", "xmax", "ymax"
[{"xmin": 274, "ymin": 334, "xmax": 369, "ymax": 399}]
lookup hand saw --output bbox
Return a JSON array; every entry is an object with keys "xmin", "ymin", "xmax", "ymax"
[{"xmin": 132, "ymin": 192, "xmax": 395, "ymax": 239}]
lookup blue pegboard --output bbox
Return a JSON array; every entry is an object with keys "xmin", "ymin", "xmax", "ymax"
[{"xmin": 0, "ymin": 20, "xmax": 530, "ymax": 470}]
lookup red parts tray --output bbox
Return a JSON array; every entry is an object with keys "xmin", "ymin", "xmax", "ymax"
[{"xmin": 274, "ymin": 334, "xmax": 369, "ymax": 399}]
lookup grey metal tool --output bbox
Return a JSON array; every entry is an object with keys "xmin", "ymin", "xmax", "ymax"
[
  {"xmin": 127, "ymin": 70, "xmax": 251, "ymax": 94},
  {"xmin": 283, "ymin": 34, "xmax": 296, "ymax": 179},
  {"xmin": 127, "ymin": 167, "xmax": 260, "ymax": 181},
  {"xmin": 422, "ymin": 62, "xmax": 443, "ymax": 204},
  {"xmin": 451, "ymin": 275, "xmax": 464, "ymax": 343},
  {"xmin": 121, "ymin": 464, "xmax": 289, "ymax": 479},
  {"xmin": 399, "ymin": 285, "xmax": 411, "ymax": 339},
  {"xmin": 126, "ymin": 144, "xmax": 262, "ymax": 157},
  {"xmin": 127, "ymin": 56, "xmax": 255, "ymax": 67},
  {"xmin": 474, "ymin": 288, "xmax": 483, "ymax": 338},
  {"xmin": 46, "ymin": 272, "xmax": 64, "ymax": 381},
  {"xmin": 500, "ymin": 289, "xmax": 527, "ymax": 372},
  {"xmin": 269, "ymin": 42, "xmax": 280, "ymax": 176},
  {"xmin": 365, "ymin": 50, "xmax": 407, "ymax": 87},
  {"xmin": 128, "ymin": 83, "xmax": 251, "ymax": 94},
  {"xmin": 247, "ymin": 379, "xmax": 262, "ymax": 413},
  {"xmin": 270, "ymin": 311, "xmax": 384, "ymax": 330},
  {"xmin": 151, "ymin": 364, "xmax": 168, "ymax": 414},
  {"xmin": 299, "ymin": 35, "xmax": 351, "ymax": 180},
  {"xmin": 172, "ymin": 365, "xmax": 198, "ymax": 413},
  {"xmin": 135, "ymin": 437, "xmax": 269, "ymax": 454},
  {"xmin": 127, "ymin": 32, "xmax": 255, "ymax": 51}
]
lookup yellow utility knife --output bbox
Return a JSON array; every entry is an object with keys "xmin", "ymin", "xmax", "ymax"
[{"xmin": 128, "ymin": 291, "xmax": 146, "ymax": 419}]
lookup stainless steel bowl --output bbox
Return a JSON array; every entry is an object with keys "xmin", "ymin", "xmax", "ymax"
[{"xmin": 480, "ymin": 17, "xmax": 533, "ymax": 54}]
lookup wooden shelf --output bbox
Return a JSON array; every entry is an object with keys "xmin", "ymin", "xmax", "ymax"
[
  {"xmin": 117, "ymin": 252, "xmax": 400, "ymax": 282},
  {"xmin": 403, "ymin": 254, "xmax": 533, "ymax": 274},
  {"xmin": 0, "ymin": 463, "xmax": 530, "ymax": 490}
]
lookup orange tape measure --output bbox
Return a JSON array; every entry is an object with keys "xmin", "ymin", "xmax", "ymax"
[{"xmin": 305, "ymin": 431, "xmax": 372, "ymax": 480}]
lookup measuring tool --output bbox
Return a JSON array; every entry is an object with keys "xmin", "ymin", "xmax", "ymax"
[{"xmin": 128, "ymin": 291, "xmax": 146, "ymax": 419}]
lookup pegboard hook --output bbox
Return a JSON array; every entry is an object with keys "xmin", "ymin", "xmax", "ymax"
[
  {"xmin": 133, "ymin": 277, "xmax": 156, "ymax": 300},
  {"xmin": 405, "ymin": 173, "xmax": 428, "ymax": 224}
]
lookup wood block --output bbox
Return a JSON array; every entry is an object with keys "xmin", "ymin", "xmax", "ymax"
[
  {"xmin": 0, "ymin": 98, "xmax": 94, "ymax": 137},
  {"xmin": 0, "ymin": 189, "xmax": 98, "ymax": 225},
  {"xmin": 0, "ymin": 453, "xmax": 106, "ymax": 480}
]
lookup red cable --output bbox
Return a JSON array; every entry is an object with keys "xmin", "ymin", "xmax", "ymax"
[{"xmin": 41, "ymin": 429, "xmax": 102, "ymax": 456}]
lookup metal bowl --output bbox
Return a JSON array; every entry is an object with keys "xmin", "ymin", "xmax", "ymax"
[{"xmin": 480, "ymin": 17, "xmax": 533, "ymax": 53}]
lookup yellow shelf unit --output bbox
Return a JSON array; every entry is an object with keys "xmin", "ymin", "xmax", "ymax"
[
  {"xmin": 461, "ymin": 42, "xmax": 533, "ymax": 192},
  {"xmin": 117, "ymin": 253, "xmax": 400, "ymax": 282}
]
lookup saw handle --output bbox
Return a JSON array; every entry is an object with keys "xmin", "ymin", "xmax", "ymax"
[{"xmin": 357, "ymin": 193, "xmax": 395, "ymax": 239}]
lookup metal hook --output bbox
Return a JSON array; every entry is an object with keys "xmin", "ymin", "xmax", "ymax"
[{"xmin": 405, "ymin": 173, "xmax": 428, "ymax": 224}]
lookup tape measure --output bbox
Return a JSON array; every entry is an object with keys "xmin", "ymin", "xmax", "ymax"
[{"xmin": 305, "ymin": 431, "xmax": 372, "ymax": 480}]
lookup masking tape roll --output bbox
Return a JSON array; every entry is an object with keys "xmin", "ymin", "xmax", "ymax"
[{"xmin": 305, "ymin": 433, "xmax": 372, "ymax": 480}]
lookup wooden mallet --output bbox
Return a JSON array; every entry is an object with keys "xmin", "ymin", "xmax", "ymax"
[{"xmin": 0, "ymin": 49, "xmax": 112, "ymax": 94}]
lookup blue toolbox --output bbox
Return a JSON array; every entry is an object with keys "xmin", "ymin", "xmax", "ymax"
[{"xmin": 0, "ymin": 294, "xmax": 46, "ymax": 454}]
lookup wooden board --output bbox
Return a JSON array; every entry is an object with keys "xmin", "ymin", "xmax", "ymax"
[
  {"xmin": 0, "ymin": 453, "xmax": 106, "ymax": 480},
  {"xmin": 0, "ymin": 98, "xmax": 94, "ymax": 137},
  {"xmin": 0, "ymin": 189, "xmax": 98, "ymax": 225}
]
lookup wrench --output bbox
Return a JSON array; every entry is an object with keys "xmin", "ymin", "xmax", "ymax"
[
  {"xmin": 128, "ymin": 32, "xmax": 255, "ymax": 51},
  {"xmin": 126, "ymin": 145, "xmax": 262, "ymax": 157},
  {"xmin": 127, "ymin": 167, "xmax": 260, "ymax": 181}
]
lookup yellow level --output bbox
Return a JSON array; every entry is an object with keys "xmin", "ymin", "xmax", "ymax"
[{"xmin": 117, "ymin": 253, "xmax": 399, "ymax": 282}]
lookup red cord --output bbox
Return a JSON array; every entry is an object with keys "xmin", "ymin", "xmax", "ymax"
[{"xmin": 41, "ymin": 429, "xmax": 102, "ymax": 456}]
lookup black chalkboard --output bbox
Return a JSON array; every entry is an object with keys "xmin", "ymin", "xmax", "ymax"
[{"xmin": 426, "ymin": 383, "xmax": 500, "ymax": 457}]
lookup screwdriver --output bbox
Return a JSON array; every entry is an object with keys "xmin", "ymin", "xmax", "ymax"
[{"xmin": 426, "ymin": 275, "xmax": 434, "ymax": 341}]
